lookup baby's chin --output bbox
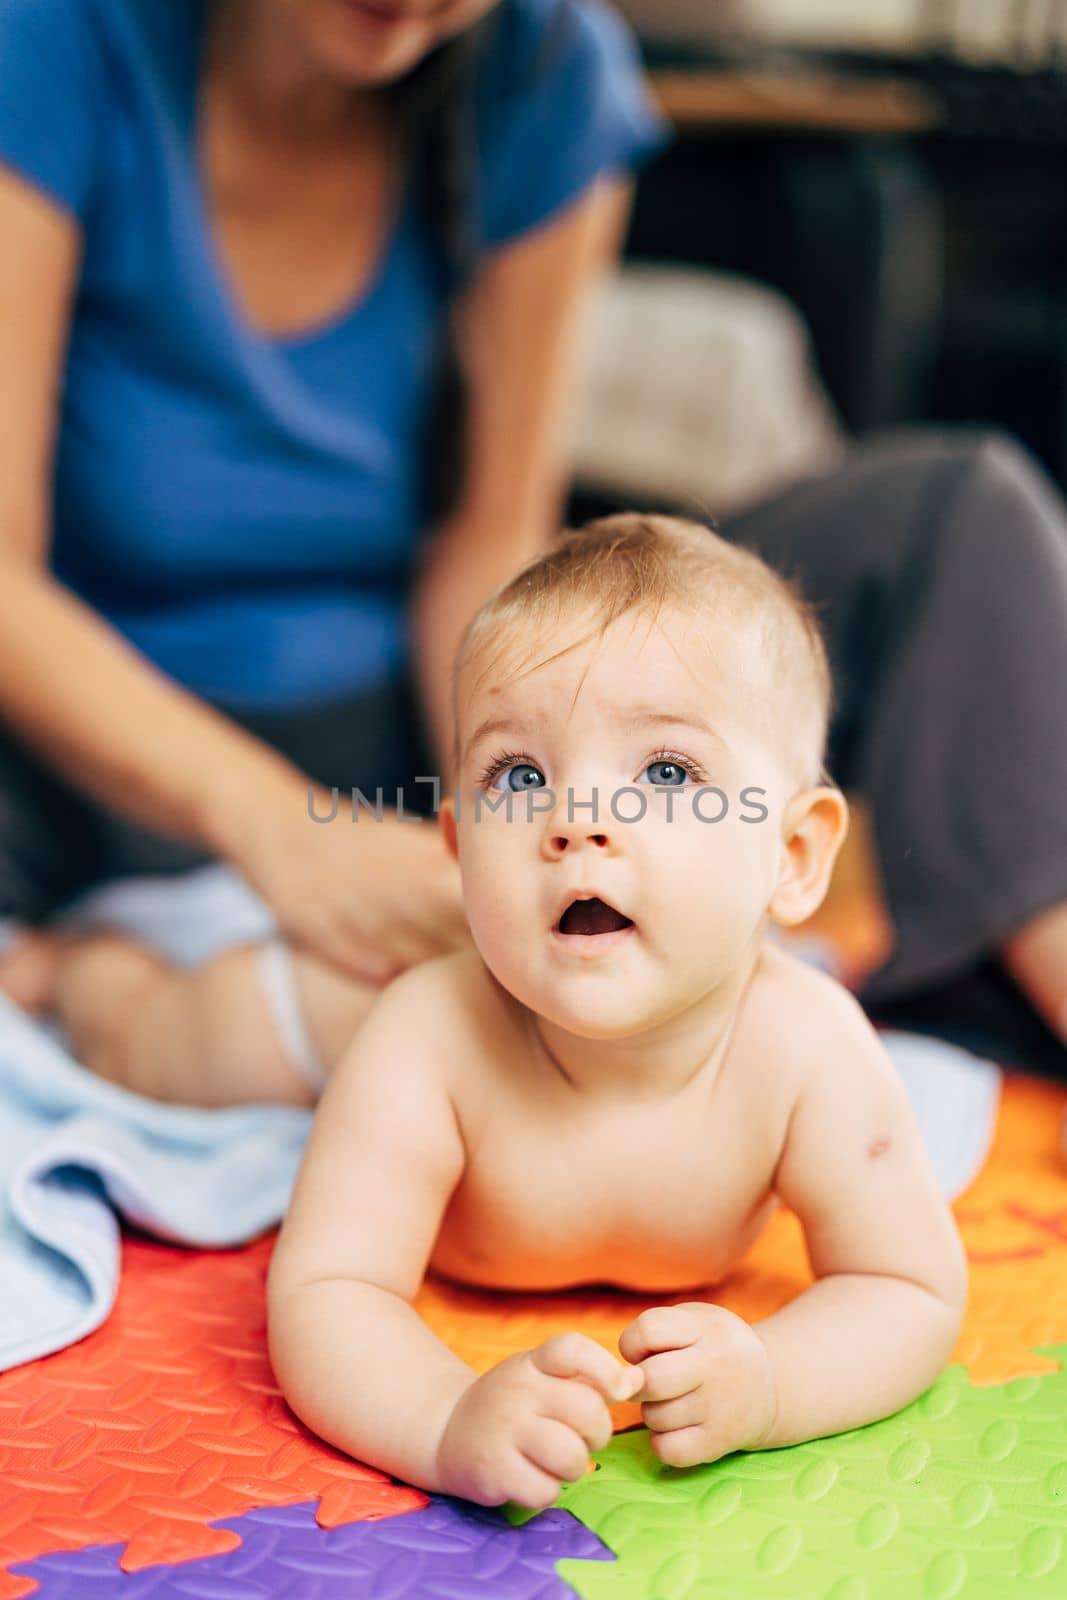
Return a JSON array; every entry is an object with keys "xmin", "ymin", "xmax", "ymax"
[
  {"xmin": 537, "ymin": 1000, "xmax": 647, "ymax": 1041},
  {"xmin": 486, "ymin": 960, "xmax": 669, "ymax": 1041}
]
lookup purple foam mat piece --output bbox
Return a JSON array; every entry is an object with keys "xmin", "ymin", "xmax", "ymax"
[{"xmin": 12, "ymin": 1496, "xmax": 614, "ymax": 1598}]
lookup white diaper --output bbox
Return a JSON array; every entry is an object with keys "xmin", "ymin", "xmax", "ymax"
[{"xmin": 257, "ymin": 938, "xmax": 327, "ymax": 1095}]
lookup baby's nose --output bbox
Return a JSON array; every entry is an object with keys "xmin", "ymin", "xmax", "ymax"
[
  {"xmin": 547, "ymin": 827, "xmax": 610, "ymax": 854},
  {"xmin": 543, "ymin": 789, "xmax": 617, "ymax": 856}
]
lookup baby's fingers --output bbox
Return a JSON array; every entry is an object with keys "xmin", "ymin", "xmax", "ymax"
[
  {"xmin": 519, "ymin": 1417, "xmax": 592, "ymax": 1489},
  {"xmin": 486, "ymin": 1456, "xmax": 564, "ymax": 1513},
  {"xmin": 642, "ymin": 1390, "xmax": 707, "ymax": 1436},
  {"xmin": 531, "ymin": 1332, "xmax": 642, "ymax": 1403},
  {"xmin": 619, "ymin": 1304, "xmax": 704, "ymax": 1365},
  {"xmin": 639, "ymin": 1346, "xmax": 705, "ymax": 1404},
  {"xmin": 541, "ymin": 1376, "xmax": 614, "ymax": 1453}
]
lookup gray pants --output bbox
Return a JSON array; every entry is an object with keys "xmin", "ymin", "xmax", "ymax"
[
  {"xmin": 2, "ymin": 427, "xmax": 1066, "ymax": 1070},
  {"xmin": 723, "ymin": 426, "xmax": 1067, "ymax": 1073}
]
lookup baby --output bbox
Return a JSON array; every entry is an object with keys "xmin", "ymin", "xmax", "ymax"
[{"xmin": 267, "ymin": 513, "xmax": 967, "ymax": 1509}]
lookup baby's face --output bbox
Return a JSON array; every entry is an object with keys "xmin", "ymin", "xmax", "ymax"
[{"xmin": 449, "ymin": 606, "xmax": 797, "ymax": 1039}]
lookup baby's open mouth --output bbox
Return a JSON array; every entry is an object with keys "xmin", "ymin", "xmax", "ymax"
[{"xmin": 555, "ymin": 897, "xmax": 635, "ymax": 937}]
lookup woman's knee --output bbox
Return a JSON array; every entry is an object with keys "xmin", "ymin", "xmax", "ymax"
[
  {"xmin": 961, "ymin": 426, "xmax": 1047, "ymax": 497},
  {"xmin": 927, "ymin": 426, "xmax": 1065, "ymax": 573}
]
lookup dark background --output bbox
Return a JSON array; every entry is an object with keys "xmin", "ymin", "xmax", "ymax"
[{"xmin": 619, "ymin": 32, "xmax": 1067, "ymax": 491}]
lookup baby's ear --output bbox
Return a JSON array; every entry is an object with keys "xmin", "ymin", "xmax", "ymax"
[
  {"xmin": 439, "ymin": 793, "xmax": 459, "ymax": 862},
  {"xmin": 767, "ymin": 786, "xmax": 849, "ymax": 928}
]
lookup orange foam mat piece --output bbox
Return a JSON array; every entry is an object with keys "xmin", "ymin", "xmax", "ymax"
[{"xmin": 1, "ymin": 1072, "xmax": 1064, "ymax": 1596}]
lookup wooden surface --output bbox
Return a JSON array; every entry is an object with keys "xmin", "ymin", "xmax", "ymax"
[{"xmin": 649, "ymin": 68, "xmax": 943, "ymax": 135}]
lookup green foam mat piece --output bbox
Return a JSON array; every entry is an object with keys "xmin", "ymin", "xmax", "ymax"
[{"xmin": 508, "ymin": 1345, "xmax": 1067, "ymax": 1599}]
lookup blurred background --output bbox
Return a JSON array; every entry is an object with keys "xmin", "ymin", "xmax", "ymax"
[
  {"xmin": 566, "ymin": 0, "xmax": 1067, "ymax": 978},
  {"xmin": 571, "ymin": 0, "xmax": 1067, "ymax": 521}
]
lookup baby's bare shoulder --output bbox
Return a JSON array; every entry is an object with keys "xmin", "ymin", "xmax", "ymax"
[
  {"xmin": 754, "ymin": 941, "xmax": 874, "ymax": 1050},
  {"xmin": 734, "ymin": 943, "xmax": 914, "ymax": 1191},
  {"xmin": 759, "ymin": 944, "xmax": 911, "ymax": 1135},
  {"xmin": 735, "ymin": 943, "xmax": 885, "ymax": 1106},
  {"xmin": 373, "ymin": 948, "xmax": 523, "ymax": 1089},
  {"xmin": 401, "ymin": 946, "xmax": 518, "ymax": 1032}
]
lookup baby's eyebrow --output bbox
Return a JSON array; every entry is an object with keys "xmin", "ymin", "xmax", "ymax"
[
  {"xmin": 462, "ymin": 714, "xmax": 535, "ymax": 762},
  {"xmin": 620, "ymin": 709, "xmax": 724, "ymax": 744},
  {"xmin": 463, "ymin": 708, "xmax": 725, "ymax": 762}
]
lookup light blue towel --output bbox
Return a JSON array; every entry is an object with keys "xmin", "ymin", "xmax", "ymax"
[
  {"xmin": 0, "ymin": 992, "xmax": 311, "ymax": 1372},
  {"xmin": 0, "ymin": 866, "xmax": 1002, "ymax": 1375}
]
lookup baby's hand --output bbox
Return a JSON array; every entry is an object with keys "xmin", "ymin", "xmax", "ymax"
[
  {"xmin": 434, "ymin": 1332, "xmax": 643, "ymax": 1509},
  {"xmin": 619, "ymin": 1302, "xmax": 777, "ymax": 1468}
]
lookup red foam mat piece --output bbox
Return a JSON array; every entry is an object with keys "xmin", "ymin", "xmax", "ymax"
[{"xmin": 0, "ymin": 1237, "xmax": 425, "ymax": 1598}]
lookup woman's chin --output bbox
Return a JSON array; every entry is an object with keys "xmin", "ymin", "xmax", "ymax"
[{"xmin": 307, "ymin": 7, "xmax": 435, "ymax": 85}]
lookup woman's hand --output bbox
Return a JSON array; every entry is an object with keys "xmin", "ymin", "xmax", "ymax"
[{"xmin": 233, "ymin": 778, "xmax": 471, "ymax": 984}]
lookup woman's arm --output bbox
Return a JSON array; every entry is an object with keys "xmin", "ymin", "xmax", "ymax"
[
  {"xmin": 0, "ymin": 167, "xmax": 467, "ymax": 980},
  {"xmin": 0, "ymin": 165, "xmax": 306, "ymax": 853},
  {"xmin": 409, "ymin": 175, "xmax": 633, "ymax": 783}
]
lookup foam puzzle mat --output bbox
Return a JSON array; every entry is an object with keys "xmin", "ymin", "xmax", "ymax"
[{"xmin": 1, "ymin": 1072, "xmax": 1065, "ymax": 1598}]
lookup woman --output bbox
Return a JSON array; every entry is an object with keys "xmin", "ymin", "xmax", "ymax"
[
  {"xmin": 1, "ymin": 0, "xmax": 1065, "ymax": 1095},
  {"xmin": 0, "ymin": 0, "xmax": 665, "ymax": 1003}
]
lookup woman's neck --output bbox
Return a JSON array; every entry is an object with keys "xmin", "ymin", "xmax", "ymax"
[{"xmin": 204, "ymin": 0, "xmax": 378, "ymax": 146}]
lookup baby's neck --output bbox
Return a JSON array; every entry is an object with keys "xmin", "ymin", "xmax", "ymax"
[{"xmin": 525, "ymin": 945, "xmax": 763, "ymax": 1103}]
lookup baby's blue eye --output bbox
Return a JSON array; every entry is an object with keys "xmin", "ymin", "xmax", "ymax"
[
  {"xmin": 493, "ymin": 762, "xmax": 546, "ymax": 792},
  {"xmin": 641, "ymin": 759, "xmax": 690, "ymax": 787}
]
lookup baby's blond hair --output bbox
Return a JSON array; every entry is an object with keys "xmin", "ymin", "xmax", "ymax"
[{"xmin": 453, "ymin": 513, "xmax": 834, "ymax": 789}]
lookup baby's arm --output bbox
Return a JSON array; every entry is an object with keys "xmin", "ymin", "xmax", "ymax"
[
  {"xmin": 751, "ymin": 985, "xmax": 968, "ymax": 1447},
  {"xmin": 268, "ymin": 962, "xmax": 638, "ymax": 1505},
  {"xmin": 619, "ymin": 982, "xmax": 967, "ymax": 1467}
]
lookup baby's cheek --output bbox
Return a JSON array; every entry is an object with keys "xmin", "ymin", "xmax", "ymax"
[
  {"xmin": 460, "ymin": 848, "xmax": 528, "ymax": 962},
  {"xmin": 667, "ymin": 819, "xmax": 768, "ymax": 925}
]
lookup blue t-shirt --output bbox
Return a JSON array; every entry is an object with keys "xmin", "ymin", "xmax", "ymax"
[{"xmin": 0, "ymin": 0, "xmax": 667, "ymax": 710}]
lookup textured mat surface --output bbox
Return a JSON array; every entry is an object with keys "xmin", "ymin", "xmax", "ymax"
[
  {"xmin": 0, "ymin": 1245, "xmax": 425, "ymax": 1598},
  {"xmin": 12, "ymin": 1500, "xmax": 613, "ymax": 1598},
  {"xmin": 518, "ymin": 1354, "xmax": 1067, "ymax": 1598},
  {"xmin": 1, "ymin": 1073, "xmax": 1064, "ymax": 1598}
]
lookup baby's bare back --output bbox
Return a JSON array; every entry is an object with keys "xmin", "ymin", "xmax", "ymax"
[{"xmin": 427, "ymin": 948, "xmax": 804, "ymax": 1295}]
